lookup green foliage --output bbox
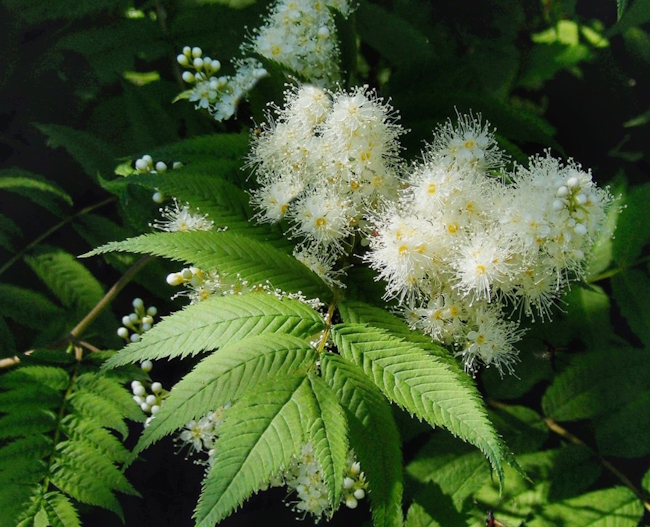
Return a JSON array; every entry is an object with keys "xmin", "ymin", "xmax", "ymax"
[
  {"xmin": 4, "ymin": 0, "xmax": 650, "ymax": 526},
  {"xmin": 0, "ymin": 357, "xmax": 142, "ymax": 527}
]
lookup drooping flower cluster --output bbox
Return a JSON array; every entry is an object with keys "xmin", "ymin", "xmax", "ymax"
[
  {"xmin": 117, "ymin": 297, "xmax": 157, "ymax": 343},
  {"xmin": 267, "ymin": 443, "xmax": 367, "ymax": 522},
  {"xmin": 366, "ymin": 115, "xmax": 613, "ymax": 375},
  {"xmin": 177, "ymin": 46, "xmax": 267, "ymax": 121},
  {"xmin": 177, "ymin": 0, "xmax": 354, "ymax": 121},
  {"xmin": 249, "ymin": 84, "xmax": 405, "ymax": 286}
]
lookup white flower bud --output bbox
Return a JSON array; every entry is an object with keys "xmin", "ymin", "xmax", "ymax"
[
  {"xmin": 133, "ymin": 298, "xmax": 144, "ymax": 309},
  {"xmin": 210, "ymin": 60, "xmax": 221, "ymax": 73},
  {"xmin": 140, "ymin": 402, "xmax": 151, "ymax": 413},
  {"xmin": 181, "ymin": 268, "xmax": 194, "ymax": 280},
  {"xmin": 122, "ymin": 315, "xmax": 131, "ymax": 326},
  {"xmin": 354, "ymin": 489, "xmax": 365, "ymax": 500},
  {"xmin": 177, "ymin": 54, "xmax": 189, "ymax": 66},
  {"xmin": 317, "ymin": 26, "xmax": 330, "ymax": 39},
  {"xmin": 142, "ymin": 316, "xmax": 153, "ymax": 325},
  {"xmin": 133, "ymin": 395, "xmax": 143, "ymax": 405},
  {"xmin": 557, "ymin": 185, "xmax": 569, "ymax": 197},
  {"xmin": 182, "ymin": 46, "xmax": 191, "ymax": 56},
  {"xmin": 172, "ymin": 161, "xmax": 183, "ymax": 170},
  {"xmin": 152, "ymin": 192, "xmax": 164, "ymax": 203},
  {"xmin": 129, "ymin": 313, "xmax": 139, "ymax": 323},
  {"xmin": 350, "ymin": 462, "xmax": 361, "ymax": 475},
  {"xmin": 575, "ymin": 193, "xmax": 587, "ymax": 205},
  {"xmin": 135, "ymin": 158, "xmax": 149, "ymax": 171},
  {"xmin": 133, "ymin": 385, "xmax": 145, "ymax": 396},
  {"xmin": 151, "ymin": 405, "xmax": 160, "ymax": 415},
  {"xmin": 142, "ymin": 322, "xmax": 152, "ymax": 331},
  {"xmin": 552, "ymin": 199, "xmax": 564, "ymax": 211},
  {"xmin": 117, "ymin": 327, "xmax": 129, "ymax": 339},
  {"xmin": 193, "ymin": 57, "xmax": 204, "ymax": 70},
  {"xmin": 343, "ymin": 477, "xmax": 354, "ymax": 489},
  {"xmin": 131, "ymin": 380, "xmax": 142, "ymax": 390},
  {"xmin": 141, "ymin": 360, "xmax": 153, "ymax": 372},
  {"xmin": 566, "ymin": 176, "xmax": 579, "ymax": 188},
  {"xmin": 574, "ymin": 223, "xmax": 587, "ymax": 236},
  {"xmin": 345, "ymin": 496, "xmax": 358, "ymax": 509},
  {"xmin": 151, "ymin": 382, "xmax": 163, "ymax": 393},
  {"xmin": 147, "ymin": 306, "xmax": 158, "ymax": 316},
  {"xmin": 182, "ymin": 71, "xmax": 195, "ymax": 83},
  {"xmin": 142, "ymin": 155, "xmax": 153, "ymax": 164},
  {"xmin": 166, "ymin": 273, "xmax": 184, "ymax": 286},
  {"xmin": 192, "ymin": 46, "xmax": 202, "ymax": 58},
  {"xmin": 155, "ymin": 161, "xmax": 167, "ymax": 173},
  {"xmin": 130, "ymin": 333, "xmax": 141, "ymax": 343},
  {"xmin": 145, "ymin": 394, "xmax": 157, "ymax": 405}
]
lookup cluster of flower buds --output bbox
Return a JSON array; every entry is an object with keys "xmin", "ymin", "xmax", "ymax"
[
  {"xmin": 341, "ymin": 451, "xmax": 368, "ymax": 510},
  {"xmin": 133, "ymin": 154, "xmax": 183, "ymax": 203},
  {"xmin": 268, "ymin": 444, "xmax": 367, "ymax": 521},
  {"xmin": 117, "ymin": 298, "xmax": 157, "ymax": 343},
  {"xmin": 177, "ymin": 46, "xmax": 266, "ymax": 121}
]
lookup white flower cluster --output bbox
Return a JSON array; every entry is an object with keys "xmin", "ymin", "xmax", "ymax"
[
  {"xmin": 366, "ymin": 116, "xmax": 612, "ymax": 375},
  {"xmin": 177, "ymin": 46, "xmax": 267, "ymax": 121},
  {"xmin": 117, "ymin": 298, "xmax": 157, "ymax": 343},
  {"xmin": 246, "ymin": 0, "xmax": 353, "ymax": 87},
  {"xmin": 268, "ymin": 443, "xmax": 367, "ymax": 521},
  {"xmin": 166, "ymin": 267, "xmax": 248, "ymax": 304},
  {"xmin": 178, "ymin": 404, "xmax": 231, "ymax": 463},
  {"xmin": 249, "ymin": 84, "xmax": 404, "ymax": 286},
  {"xmin": 131, "ymin": 378, "xmax": 167, "ymax": 427},
  {"xmin": 151, "ymin": 198, "xmax": 215, "ymax": 233},
  {"xmin": 133, "ymin": 154, "xmax": 183, "ymax": 203},
  {"xmin": 178, "ymin": 0, "xmax": 354, "ymax": 121}
]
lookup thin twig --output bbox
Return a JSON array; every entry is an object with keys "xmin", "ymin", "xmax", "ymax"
[
  {"xmin": 0, "ymin": 255, "xmax": 153, "ymax": 368},
  {"xmin": 0, "ymin": 196, "xmax": 117, "ymax": 278}
]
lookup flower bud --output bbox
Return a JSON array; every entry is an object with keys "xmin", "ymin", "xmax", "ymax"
[
  {"xmin": 117, "ymin": 327, "xmax": 129, "ymax": 339},
  {"xmin": 141, "ymin": 360, "xmax": 153, "ymax": 373}
]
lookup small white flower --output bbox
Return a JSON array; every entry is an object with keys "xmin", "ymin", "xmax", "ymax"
[{"xmin": 152, "ymin": 199, "xmax": 214, "ymax": 232}]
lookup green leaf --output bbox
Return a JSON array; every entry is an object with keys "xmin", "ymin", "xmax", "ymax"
[
  {"xmin": 55, "ymin": 18, "xmax": 167, "ymax": 85},
  {"xmin": 406, "ymin": 432, "xmax": 490, "ymax": 512},
  {"xmin": 0, "ymin": 284, "xmax": 65, "ymax": 328},
  {"xmin": 321, "ymin": 353, "xmax": 403, "ymax": 527},
  {"xmin": 193, "ymin": 374, "xmax": 309, "ymax": 527},
  {"xmin": 612, "ymin": 182, "xmax": 650, "ymax": 269},
  {"xmin": 595, "ymin": 389, "xmax": 650, "ymax": 457},
  {"xmin": 25, "ymin": 246, "xmax": 104, "ymax": 313},
  {"xmin": 608, "ymin": 0, "xmax": 650, "ymax": 35},
  {"xmin": 134, "ymin": 333, "xmax": 319, "ymax": 456},
  {"xmin": 0, "ymin": 212, "xmax": 21, "ymax": 251},
  {"xmin": 405, "ymin": 483, "xmax": 465, "ymax": 527},
  {"xmin": 332, "ymin": 323, "xmax": 517, "ymax": 487},
  {"xmin": 611, "ymin": 269, "xmax": 650, "ymax": 345},
  {"xmin": 60, "ymin": 415, "xmax": 131, "ymax": 464},
  {"xmin": 307, "ymin": 374, "xmax": 349, "ymax": 509},
  {"xmin": 525, "ymin": 486, "xmax": 642, "ymax": 527},
  {"xmin": 474, "ymin": 445, "xmax": 601, "ymax": 524},
  {"xmin": 0, "ymin": 317, "xmax": 16, "ymax": 358},
  {"xmin": 356, "ymin": 0, "xmax": 434, "ymax": 67},
  {"xmin": 0, "ymin": 168, "xmax": 72, "ymax": 217},
  {"xmin": 542, "ymin": 348, "xmax": 650, "ymax": 421},
  {"xmin": 49, "ymin": 462, "xmax": 124, "ymax": 521},
  {"xmin": 35, "ymin": 124, "xmax": 117, "ymax": 182},
  {"xmin": 3, "ymin": 0, "xmax": 127, "ymax": 24},
  {"xmin": 43, "ymin": 492, "xmax": 81, "ymax": 527},
  {"xmin": 618, "ymin": 0, "xmax": 630, "ymax": 20},
  {"xmin": 488, "ymin": 405, "xmax": 548, "ymax": 454},
  {"xmin": 104, "ymin": 293, "xmax": 324, "ymax": 368},
  {"xmin": 84, "ymin": 231, "xmax": 330, "ymax": 299}
]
